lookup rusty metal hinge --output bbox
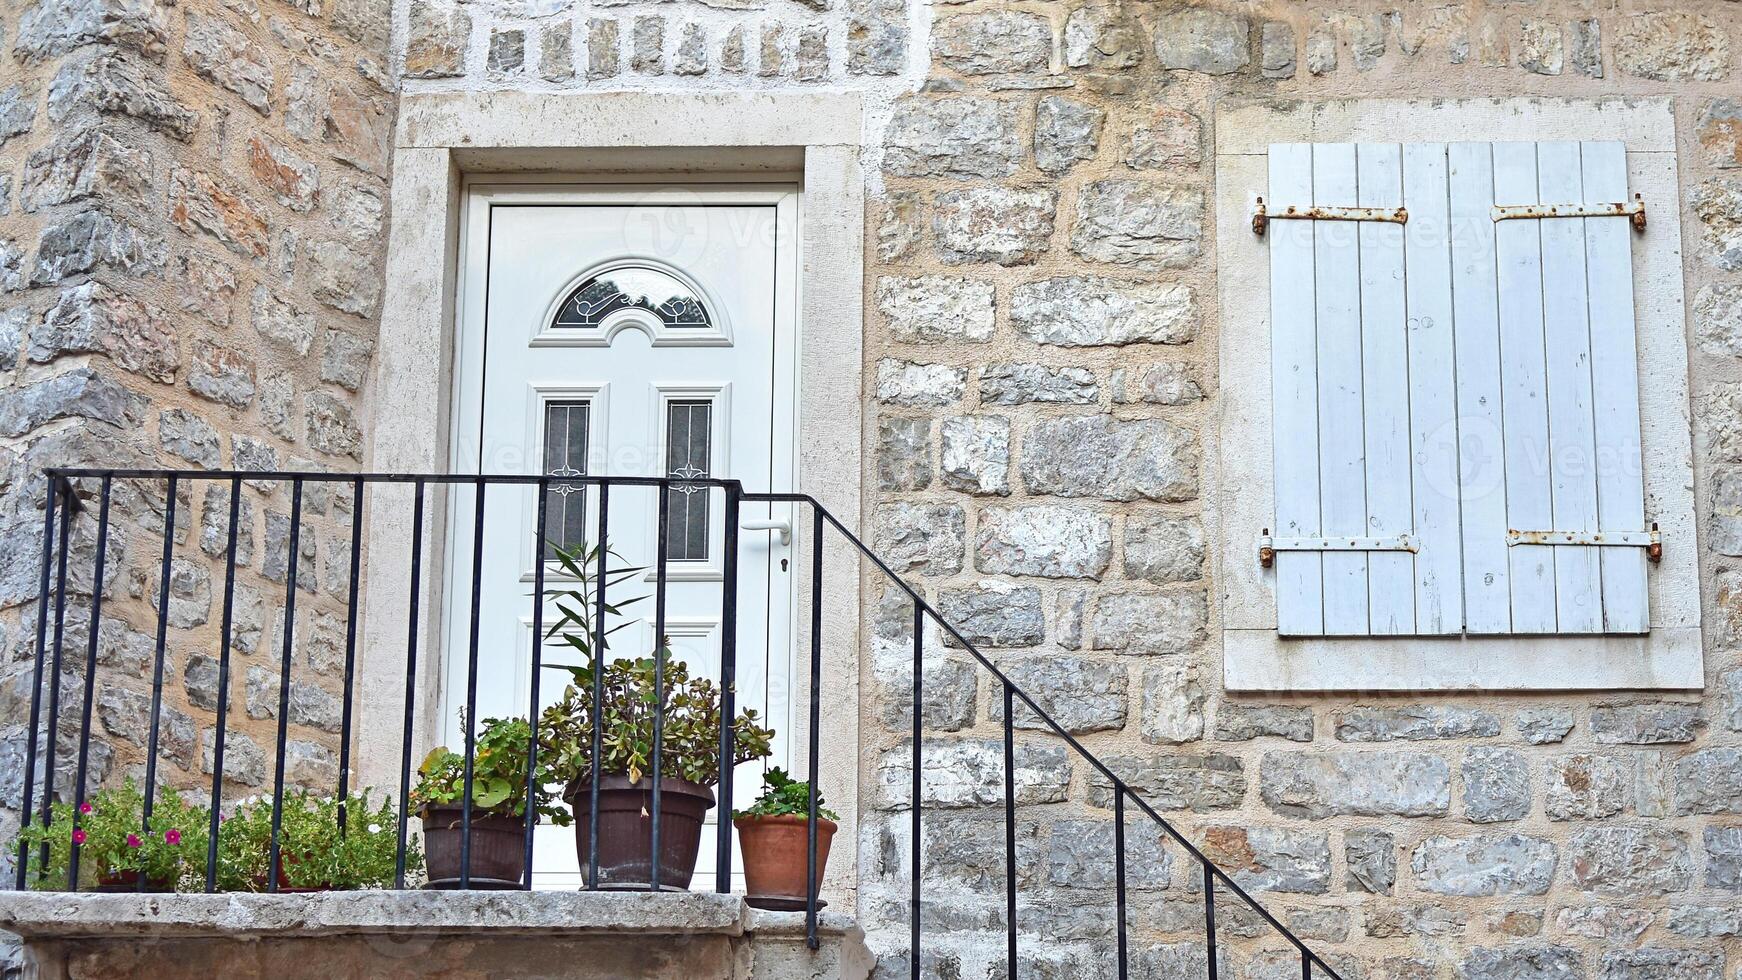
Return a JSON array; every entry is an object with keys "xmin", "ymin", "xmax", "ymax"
[
  {"xmin": 1506, "ymin": 523, "xmax": 1662, "ymax": 563},
  {"xmin": 1258, "ymin": 529, "xmax": 1418, "ymax": 568},
  {"xmin": 1491, "ymin": 194, "xmax": 1646, "ymax": 232},
  {"xmin": 1252, "ymin": 197, "xmax": 1409, "ymax": 237}
]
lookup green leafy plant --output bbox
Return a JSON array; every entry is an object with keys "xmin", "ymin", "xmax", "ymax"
[
  {"xmin": 16, "ymin": 781, "xmax": 207, "ymax": 891},
  {"xmin": 217, "ymin": 790, "xmax": 419, "ymax": 891},
  {"xmin": 411, "ymin": 716, "xmax": 568, "ymax": 825},
  {"xmin": 734, "ymin": 767, "xmax": 838, "ymax": 821},
  {"xmin": 536, "ymin": 541, "xmax": 775, "ymax": 790}
]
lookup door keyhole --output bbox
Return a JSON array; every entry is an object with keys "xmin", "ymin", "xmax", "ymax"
[{"xmin": 780, "ymin": 558, "xmax": 789, "ymax": 572}]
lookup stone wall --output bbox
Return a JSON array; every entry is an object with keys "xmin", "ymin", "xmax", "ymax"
[
  {"xmin": 0, "ymin": 0, "xmax": 394, "ymax": 876},
  {"xmin": 846, "ymin": 3, "xmax": 1742, "ymax": 979}
]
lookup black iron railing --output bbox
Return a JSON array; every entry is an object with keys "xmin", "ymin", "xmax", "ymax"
[{"xmin": 10, "ymin": 467, "xmax": 1345, "ymax": 978}]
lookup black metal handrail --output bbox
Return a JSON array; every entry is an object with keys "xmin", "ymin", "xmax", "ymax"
[{"xmin": 11, "ymin": 467, "xmax": 1346, "ymax": 979}]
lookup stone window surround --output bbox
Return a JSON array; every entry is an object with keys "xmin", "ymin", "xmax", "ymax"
[
  {"xmin": 352, "ymin": 91, "xmax": 866, "ymax": 893},
  {"xmin": 1212, "ymin": 97, "xmax": 1703, "ymax": 693}
]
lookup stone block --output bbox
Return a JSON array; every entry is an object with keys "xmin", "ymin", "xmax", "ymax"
[
  {"xmin": 170, "ymin": 168, "xmax": 268, "ymax": 260},
  {"xmin": 1411, "ymin": 834, "xmax": 1557, "ymax": 896},
  {"xmin": 1590, "ymin": 701, "xmax": 1702, "ymax": 744},
  {"xmin": 1200, "ymin": 825, "xmax": 1330, "ymax": 894},
  {"xmin": 932, "ymin": 186, "xmax": 1056, "ymax": 266},
  {"xmin": 936, "ymin": 581, "xmax": 1042, "ymax": 647},
  {"xmin": 1020, "ymin": 415, "xmax": 1198, "ymax": 503},
  {"xmin": 1048, "ymin": 817, "xmax": 1170, "ymax": 890},
  {"xmin": 940, "ymin": 415, "xmax": 1009, "ymax": 495},
  {"xmin": 1569, "ymin": 826, "xmax": 1694, "ymax": 896},
  {"xmin": 876, "ymin": 416, "xmax": 931, "ymax": 491},
  {"xmin": 1545, "ymin": 754, "xmax": 1629, "ymax": 821},
  {"xmin": 182, "ymin": 12, "xmax": 274, "ymax": 114},
  {"xmin": 1613, "ymin": 11, "xmax": 1729, "ymax": 81},
  {"xmin": 1706, "ymin": 825, "xmax": 1742, "ymax": 891},
  {"xmin": 406, "ymin": 0, "xmax": 471, "ymax": 78},
  {"xmin": 1139, "ymin": 662, "xmax": 1202, "ymax": 744},
  {"xmin": 978, "ymin": 364, "xmax": 1097, "ymax": 405},
  {"xmin": 21, "ymin": 128, "xmax": 154, "ymax": 211},
  {"xmin": 47, "ymin": 50, "xmax": 198, "ymax": 141},
  {"xmin": 1598, "ymin": 948, "xmax": 1723, "ymax": 980},
  {"xmin": 874, "ymin": 275, "xmax": 995, "ymax": 343},
  {"xmin": 34, "ymin": 281, "xmax": 178, "ymax": 383},
  {"xmin": 1086, "ymin": 752, "xmax": 1244, "ymax": 811},
  {"xmin": 1011, "ymin": 276, "xmax": 1195, "ymax": 346},
  {"xmin": 1697, "ymin": 99, "xmax": 1742, "ymax": 170},
  {"xmin": 873, "ymin": 502, "xmax": 964, "ymax": 576},
  {"xmin": 875, "ymin": 358, "xmax": 965, "ymax": 407},
  {"xmin": 1089, "ymin": 590, "xmax": 1206, "ymax": 656},
  {"xmin": 1153, "ymin": 8, "xmax": 1249, "ymax": 74},
  {"xmin": 1033, "ymin": 96, "xmax": 1102, "ymax": 175},
  {"xmin": 1516, "ymin": 708, "xmax": 1574, "ymax": 745},
  {"xmin": 1122, "ymin": 513, "xmax": 1203, "ymax": 584},
  {"xmin": 1064, "ymin": 3, "xmax": 1143, "ymax": 70},
  {"xmin": 884, "ymin": 98, "xmax": 1023, "ymax": 179},
  {"xmin": 1259, "ymin": 750, "xmax": 1450, "ymax": 819},
  {"xmin": 990, "ymin": 654, "xmax": 1127, "ymax": 734},
  {"xmin": 1671, "ymin": 748, "xmax": 1742, "ymax": 814},
  {"xmin": 1344, "ymin": 828, "xmax": 1395, "ymax": 894},
  {"xmin": 974, "ymin": 505, "xmax": 1111, "ymax": 579},
  {"xmin": 932, "ymin": 11, "xmax": 1049, "ymax": 75},
  {"xmin": 0, "ymin": 367, "xmax": 142, "ymax": 436},
  {"xmin": 1334, "ymin": 705, "xmax": 1499, "ymax": 741},
  {"xmin": 1462, "ymin": 747, "xmax": 1529, "ymax": 823},
  {"xmin": 1070, "ymin": 181, "xmax": 1203, "ymax": 269},
  {"xmin": 877, "ymin": 738, "xmax": 1069, "ymax": 809}
]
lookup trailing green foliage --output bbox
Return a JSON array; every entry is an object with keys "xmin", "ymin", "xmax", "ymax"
[
  {"xmin": 734, "ymin": 767, "xmax": 838, "ymax": 822},
  {"xmin": 217, "ymin": 790, "xmax": 419, "ymax": 890}
]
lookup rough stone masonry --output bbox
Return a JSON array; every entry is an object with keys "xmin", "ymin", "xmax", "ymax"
[{"xmin": 4, "ymin": 0, "xmax": 1742, "ymax": 979}]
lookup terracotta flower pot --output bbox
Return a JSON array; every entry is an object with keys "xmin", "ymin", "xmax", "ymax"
[
  {"xmin": 420, "ymin": 805, "xmax": 528, "ymax": 889},
  {"xmin": 566, "ymin": 774, "xmax": 715, "ymax": 891},
  {"xmin": 733, "ymin": 813, "xmax": 836, "ymax": 911},
  {"xmin": 94, "ymin": 869, "xmax": 174, "ymax": 893}
]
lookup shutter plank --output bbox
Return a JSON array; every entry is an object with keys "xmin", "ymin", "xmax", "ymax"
[
  {"xmin": 1356, "ymin": 143, "xmax": 1414, "ymax": 634},
  {"xmin": 1447, "ymin": 143, "xmax": 1512, "ymax": 633},
  {"xmin": 1582, "ymin": 140, "xmax": 1650, "ymax": 633},
  {"xmin": 1493, "ymin": 142, "xmax": 1558, "ymax": 633},
  {"xmin": 1402, "ymin": 143, "xmax": 1463, "ymax": 634},
  {"xmin": 1269, "ymin": 143, "xmax": 1324, "ymax": 636},
  {"xmin": 1536, "ymin": 140, "xmax": 1604, "ymax": 632},
  {"xmin": 1313, "ymin": 143, "xmax": 1370, "ymax": 635}
]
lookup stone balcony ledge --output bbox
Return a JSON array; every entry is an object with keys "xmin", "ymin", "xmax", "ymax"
[{"xmin": 0, "ymin": 889, "xmax": 861, "ymax": 943}]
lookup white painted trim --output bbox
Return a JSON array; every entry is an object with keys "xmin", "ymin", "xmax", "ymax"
[
  {"xmin": 356, "ymin": 92, "xmax": 865, "ymax": 898},
  {"xmin": 1211, "ymin": 97, "xmax": 1701, "ymax": 692}
]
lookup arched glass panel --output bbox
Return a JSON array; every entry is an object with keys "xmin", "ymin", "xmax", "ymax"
[{"xmin": 552, "ymin": 266, "xmax": 711, "ymax": 330}]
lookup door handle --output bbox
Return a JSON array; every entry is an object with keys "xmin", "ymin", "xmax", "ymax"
[{"xmin": 741, "ymin": 519, "xmax": 791, "ymax": 546}]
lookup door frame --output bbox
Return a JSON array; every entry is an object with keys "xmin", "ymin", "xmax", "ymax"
[
  {"xmin": 439, "ymin": 181, "xmax": 804, "ymax": 775},
  {"xmin": 355, "ymin": 92, "xmax": 866, "ymax": 899}
]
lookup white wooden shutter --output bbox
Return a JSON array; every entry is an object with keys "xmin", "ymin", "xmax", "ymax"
[{"xmin": 1267, "ymin": 140, "xmax": 1649, "ymax": 637}]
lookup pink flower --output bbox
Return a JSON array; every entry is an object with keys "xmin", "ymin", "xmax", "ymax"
[
  {"xmin": 78, "ymin": 802, "xmax": 92, "ymax": 815},
  {"xmin": 126, "ymin": 834, "xmax": 142, "ymax": 849},
  {"xmin": 164, "ymin": 829, "xmax": 182, "ymax": 846},
  {"xmin": 71, "ymin": 829, "xmax": 86, "ymax": 846}
]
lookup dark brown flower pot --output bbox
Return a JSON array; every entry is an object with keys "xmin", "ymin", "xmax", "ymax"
[
  {"xmin": 733, "ymin": 814, "xmax": 836, "ymax": 911},
  {"xmin": 565, "ymin": 774, "xmax": 715, "ymax": 891},
  {"xmin": 95, "ymin": 869, "xmax": 174, "ymax": 893},
  {"xmin": 420, "ymin": 805, "xmax": 528, "ymax": 890}
]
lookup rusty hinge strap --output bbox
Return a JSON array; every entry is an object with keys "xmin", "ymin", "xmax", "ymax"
[
  {"xmin": 1259, "ymin": 530, "xmax": 1416, "ymax": 567},
  {"xmin": 1252, "ymin": 197, "xmax": 1409, "ymax": 237},
  {"xmin": 1507, "ymin": 524, "xmax": 1662, "ymax": 562},
  {"xmin": 1492, "ymin": 194, "xmax": 1646, "ymax": 232}
]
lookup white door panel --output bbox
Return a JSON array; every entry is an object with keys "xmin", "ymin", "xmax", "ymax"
[{"xmin": 447, "ymin": 186, "xmax": 800, "ymax": 888}]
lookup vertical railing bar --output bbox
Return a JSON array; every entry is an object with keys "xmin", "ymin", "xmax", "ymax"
[
  {"xmin": 805, "ymin": 503, "xmax": 823, "ymax": 950},
  {"xmin": 140, "ymin": 475, "xmax": 178, "ymax": 891},
  {"xmin": 909, "ymin": 603, "xmax": 922, "ymax": 977},
  {"xmin": 587, "ymin": 484, "xmax": 608, "ymax": 889},
  {"xmin": 1114, "ymin": 786, "xmax": 1128, "ymax": 980},
  {"xmin": 395, "ymin": 480, "xmax": 426, "ymax": 889},
  {"xmin": 715, "ymin": 485, "xmax": 740, "ymax": 893},
  {"xmin": 459, "ymin": 480, "xmax": 488, "ymax": 888},
  {"xmin": 66, "ymin": 475, "xmax": 113, "ymax": 891},
  {"xmin": 1204, "ymin": 861, "xmax": 1219, "ymax": 980},
  {"xmin": 205, "ymin": 477, "xmax": 243, "ymax": 891},
  {"xmin": 649, "ymin": 482, "xmax": 670, "ymax": 892},
  {"xmin": 37, "ymin": 488, "xmax": 72, "ymax": 880},
  {"xmin": 1302, "ymin": 950, "xmax": 1311, "ymax": 980},
  {"xmin": 1002, "ymin": 680, "xmax": 1016, "ymax": 975},
  {"xmin": 15, "ymin": 478, "xmax": 58, "ymax": 889},
  {"xmin": 266, "ymin": 478, "xmax": 304, "ymax": 893},
  {"xmin": 521, "ymin": 478, "xmax": 550, "ymax": 888},
  {"xmin": 336, "ymin": 477, "xmax": 365, "ymax": 833}
]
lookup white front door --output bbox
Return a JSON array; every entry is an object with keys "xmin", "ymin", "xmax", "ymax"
[{"xmin": 447, "ymin": 184, "xmax": 800, "ymax": 888}]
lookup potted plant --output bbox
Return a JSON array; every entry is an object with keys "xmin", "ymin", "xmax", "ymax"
[
  {"xmin": 539, "ymin": 655, "xmax": 774, "ymax": 890},
  {"xmin": 411, "ymin": 715, "xmax": 566, "ymax": 889},
  {"xmin": 16, "ymin": 780, "xmax": 206, "ymax": 892},
  {"xmin": 733, "ymin": 768, "xmax": 839, "ymax": 911},
  {"xmin": 217, "ymin": 790, "xmax": 417, "ymax": 892}
]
